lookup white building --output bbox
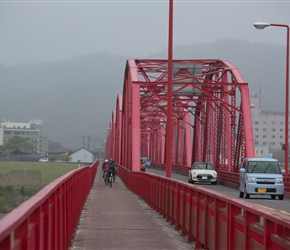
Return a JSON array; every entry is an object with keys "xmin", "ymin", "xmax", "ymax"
[
  {"xmin": 0, "ymin": 119, "xmax": 48, "ymax": 154},
  {"xmin": 69, "ymin": 147, "xmax": 96, "ymax": 163},
  {"xmin": 250, "ymin": 93, "xmax": 286, "ymax": 154},
  {"xmin": 28, "ymin": 119, "xmax": 48, "ymax": 154}
]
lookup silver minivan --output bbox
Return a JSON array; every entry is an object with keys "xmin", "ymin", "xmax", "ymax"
[{"xmin": 239, "ymin": 158, "xmax": 285, "ymax": 200}]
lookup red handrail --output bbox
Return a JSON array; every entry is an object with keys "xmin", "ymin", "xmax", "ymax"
[
  {"xmin": 0, "ymin": 160, "xmax": 98, "ymax": 250},
  {"xmin": 118, "ymin": 165, "xmax": 290, "ymax": 249}
]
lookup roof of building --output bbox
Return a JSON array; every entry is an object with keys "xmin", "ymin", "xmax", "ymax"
[
  {"xmin": 0, "ymin": 146, "xmax": 30, "ymax": 155},
  {"xmin": 69, "ymin": 147, "xmax": 96, "ymax": 156}
]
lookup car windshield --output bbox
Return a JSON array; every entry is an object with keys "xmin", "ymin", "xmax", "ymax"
[
  {"xmin": 193, "ymin": 163, "xmax": 214, "ymax": 170},
  {"xmin": 248, "ymin": 161, "xmax": 280, "ymax": 174}
]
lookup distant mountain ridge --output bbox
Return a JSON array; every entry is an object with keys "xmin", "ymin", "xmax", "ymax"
[{"xmin": 0, "ymin": 39, "xmax": 285, "ymax": 150}]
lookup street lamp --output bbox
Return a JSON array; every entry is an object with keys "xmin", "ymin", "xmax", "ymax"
[
  {"xmin": 165, "ymin": 0, "xmax": 173, "ymax": 178},
  {"xmin": 253, "ymin": 22, "xmax": 289, "ymax": 174}
]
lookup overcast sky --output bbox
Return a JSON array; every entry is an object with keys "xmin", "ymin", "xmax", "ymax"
[{"xmin": 1, "ymin": 0, "xmax": 290, "ymax": 66}]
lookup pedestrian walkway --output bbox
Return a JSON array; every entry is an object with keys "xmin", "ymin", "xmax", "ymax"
[{"xmin": 71, "ymin": 167, "xmax": 195, "ymax": 250}]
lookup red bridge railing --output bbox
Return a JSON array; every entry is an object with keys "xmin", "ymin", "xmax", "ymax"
[
  {"xmin": 0, "ymin": 160, "xmax": 98, "ymax": 250},
  {"xmin": 118, "ymin": 165, "xmax": 290, "ymax": 249}
]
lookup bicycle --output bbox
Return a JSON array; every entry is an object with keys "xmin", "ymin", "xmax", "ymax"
[
  {"xmin": 108, "ymin": 171, "xmax": 113, "ymax": 188},
  {"xmin": 104, "ymin": 170, "xmax": 109, "ymax": 186},
  {"xmin": 112, "ymin": 170, "xmax": 117, "ymax": 183}
]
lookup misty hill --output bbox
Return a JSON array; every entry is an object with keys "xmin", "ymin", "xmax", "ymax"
[{"xmin": 0, "ymin": 39, "xmax": 285, "ymax": 150}]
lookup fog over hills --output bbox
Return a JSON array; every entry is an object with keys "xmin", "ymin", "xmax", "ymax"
[{"xmin": 0, "ymin": 39, "xmax": 285, "ymax": 151}]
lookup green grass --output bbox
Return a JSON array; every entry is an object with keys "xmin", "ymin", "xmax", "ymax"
[
  {"xmin": 0, "ymin": 162, "xmax": 78, "ymax": 213},
  {"xmin": 0, "ymin": 162, "xmax": 78, "ymax": 187}
]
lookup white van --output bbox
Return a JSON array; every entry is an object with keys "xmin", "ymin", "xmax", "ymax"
[
  {"xmin": 39, "ymin": 157, "xmax": 49, "ymax": 162},
  {"xmin": 239, "ymin": 158, "xmax": 285, "ymax": 200}
]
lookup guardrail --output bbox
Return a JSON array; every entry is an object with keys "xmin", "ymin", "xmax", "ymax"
[
  {"xmin": 118, "ymin": 165, "xmax": 290, "ymax": 249},
  {"xmin": 0, "ymin": 160, "xmax": 98, "ymax": 250}
]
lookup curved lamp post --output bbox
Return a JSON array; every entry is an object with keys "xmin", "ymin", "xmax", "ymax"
[{"xmin": 253, "ymin": 22, "xmax": 289, "ymax": 174}]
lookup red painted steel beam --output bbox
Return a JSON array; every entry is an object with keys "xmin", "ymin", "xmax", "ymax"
[{"xmin": 107, "ymin": 58, "xmax": 255, "ymax": 172}]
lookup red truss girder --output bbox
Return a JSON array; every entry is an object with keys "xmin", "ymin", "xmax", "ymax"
[{"xmin": 106, "ymin": 59, "xmax": 254, "ymax": 172}]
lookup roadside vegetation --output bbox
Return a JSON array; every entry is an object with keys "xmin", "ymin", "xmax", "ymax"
[
  {"xmin": 0, "ymin": 162, "xmax": 78, "ymax": 214},
  {"xmin": 0, "ymin": 136, "xmax": 36, "ymax": 153}
]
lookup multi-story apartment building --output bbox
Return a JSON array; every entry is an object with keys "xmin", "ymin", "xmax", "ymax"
[
  {"xmin": 0, "ymin": 119, "xmax": 48, "ymax": 154},
  {"xmin": 28, "ymin": 118, "xmax": 49, "ymax": 154},
  {"xmin": 250, "ymin": 93, "xmax": 286, "ymax": 156}
]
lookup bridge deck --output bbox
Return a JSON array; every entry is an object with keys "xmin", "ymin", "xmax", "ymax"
[{"xmin": 70, "ymin": 167, "xmax": 194, "ymax": 250}]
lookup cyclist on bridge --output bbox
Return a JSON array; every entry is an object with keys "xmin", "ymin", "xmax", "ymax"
[
  {"xmin": 108, "ymin": 158, "xmax": 117, "ymax": 183},
  {"xmin": 102, "ymin": 159, "xmax": 109, "ymax": 179}
]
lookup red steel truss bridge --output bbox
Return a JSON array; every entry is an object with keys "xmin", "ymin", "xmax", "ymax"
[{"xmin": 106, "ymin": 59, "xmax": 255, "ymax": 172}]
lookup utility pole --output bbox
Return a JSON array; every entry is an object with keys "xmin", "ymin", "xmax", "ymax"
[
  {"xmin": 82, "ymin": 136, "xmax": 86, "ymax": 148},
  {"xmin": 81, "ymin": 135, "xmax": 91, "ymax": 149},
  {"xmin": 87, "ymin": 136, "xmax": 91, "ymax": 150}
]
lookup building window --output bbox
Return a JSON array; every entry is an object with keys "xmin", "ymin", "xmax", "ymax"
[
  {"xmin": 255, "ymin": 121, "xmax": 259, "ymax": 124},
  {"xmin": 263, "ymin": 135, "xmax": 267, "ymax": 138},
  {"xmin": 272, "ymin": 128, "xmax": 275, "ymax": 132},
  {"xmin": 263, "ymin": 128, "xmax": 267, "ymax": 131},
  {"xmin": 280, "ymin": 128, "xmax": 283, "ymax": 132},
  {"xmin": 280, "ymin": 122, "xmax": 284, "ymax": 125},
  {"xmin": 255, "ymin": 128, "xmax": 259, "ymax": 131},
  {"xmin": 272, "ymin": 135, "xmax": 275, "ymax": 138},
  {"xmin": 272, "ymin": 121, "xmax": 275, "ymax": 125},
  {"xmin": 263, "ymin": 121, "xmax": 267, "ymax": 124}
]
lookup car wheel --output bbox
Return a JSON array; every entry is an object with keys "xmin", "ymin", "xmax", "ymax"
[
  {"xmin": 188, "ymin": 174, "xmax": 192, "ymax": 183},
  {"xmin": 211, "ymin": 181, "xmax": 217, "ymax": 185},
  {"xmin": 271, "ymin": 195, "xmax": 276, "ymax": 200},
  {"xmin": 239, "ymin": 184, "xmax": 244, "ymax": 198},
  {"xmin": 278, "ymin": 195, "xmax": 284, "ymax": 200},
  {"xmin": 245, "ymin": 185, "xmax": 250, "ymax": 199}
]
